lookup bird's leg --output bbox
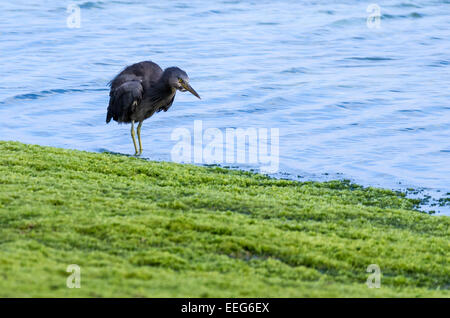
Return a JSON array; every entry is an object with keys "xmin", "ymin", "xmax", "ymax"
[
  {"xmin": 131, "ymin": 120, "xmax": 139, "ymax": 155},
  {"xmin": 137, "ymin": 121, "xmax": 143, "ymax": 155}
]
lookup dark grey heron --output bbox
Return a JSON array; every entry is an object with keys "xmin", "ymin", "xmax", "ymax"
[{"xmin": 106, "ymin": 61, "xmax": 200, "ymax": 155}]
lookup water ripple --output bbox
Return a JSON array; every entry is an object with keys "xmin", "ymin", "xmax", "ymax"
[{"xmin": 0, "ymin": 0, "xmax": 449, "ymax": 214}]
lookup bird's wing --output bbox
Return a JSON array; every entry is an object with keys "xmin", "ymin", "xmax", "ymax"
[
  {"xmin": 109, "ymin": 61, "xmax": 163, "ymax": 90},
  {"xmin": 106, "ymin": 61, "xmax": 164, "ymax": 123},
  {"xmin": 108, "ymin": 73, "xmax": 141, "ymax": 90},
  {"xmin": 106, "ymin": 79, "xmax": 143, "ymax": 123}
]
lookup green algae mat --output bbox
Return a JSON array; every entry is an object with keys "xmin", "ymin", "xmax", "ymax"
[{"xmin": 0, "ymin": 141, "xmax": 448, "ymax": 297}]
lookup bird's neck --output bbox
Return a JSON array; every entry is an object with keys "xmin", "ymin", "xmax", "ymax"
[
  {"xmin": 144, "ymin": 77, "xmax": 176, "ymax": 102},
  {"xmin": 157, "ymin": 73, "xmax": 176, "ymax": 93}
]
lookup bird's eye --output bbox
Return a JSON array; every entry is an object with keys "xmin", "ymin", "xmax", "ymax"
[{"xmin": 178, "ymin": 78, "xmax": 183, "ymax": 83}]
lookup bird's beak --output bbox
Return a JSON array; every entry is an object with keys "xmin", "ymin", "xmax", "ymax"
[{"xmin": 182, "ymin": 82, "xmax": 201, "ymax": 99}]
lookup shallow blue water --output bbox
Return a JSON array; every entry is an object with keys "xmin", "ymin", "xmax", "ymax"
[{"xmin": 0, "ymin": 1, "xmax": 449, "ymax": 214}]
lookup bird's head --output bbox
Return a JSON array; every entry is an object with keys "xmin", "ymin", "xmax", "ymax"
[{"xmin": 164, "ymin": 67, "xmax": 201, "ymax": 99}]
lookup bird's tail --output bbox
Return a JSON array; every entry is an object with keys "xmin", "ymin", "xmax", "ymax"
[
  {"xmin": 106, "ymin": 95, "xmax": 115, "ymax": 123},
  {"xmin": 106, "ymin": 110, "xmax": 112, "ymax": 123}
]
